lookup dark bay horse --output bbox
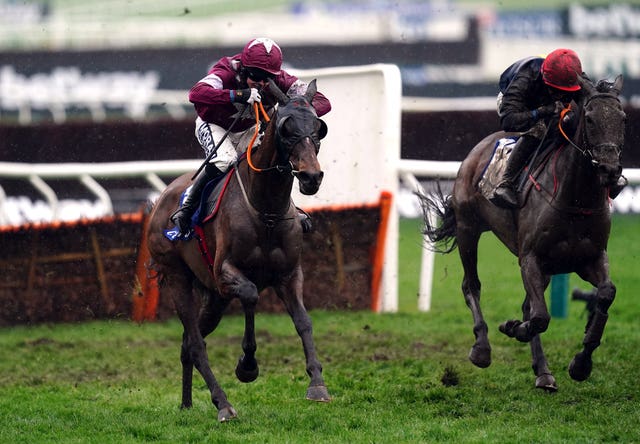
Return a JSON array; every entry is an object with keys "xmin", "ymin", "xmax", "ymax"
[
  {"xmin": 147, "ymin": 79, "xmax": 330, "ymax": 421},
  {"xmin": 420, "ymin": 75, "xmax": 625, "ymax": 391}
]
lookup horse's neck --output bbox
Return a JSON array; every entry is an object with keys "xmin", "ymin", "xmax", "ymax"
[
  {"xmin": 244, "ymin": 131, "xmax": 293, "ymax": 214},
  {"xmin": 554, "ymin": 126, "xmax": 606, "ymax": 209}
]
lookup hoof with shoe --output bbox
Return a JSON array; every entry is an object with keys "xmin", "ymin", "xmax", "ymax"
[
  {"xmin": 218, "ymin": 406, "xmax": 238, "ymax": 422},
  {"xmin": 468, "ymin": 344, "xmax": 491, "ymax": 368},
  {"xmin": 535, "ymin": 373, "xmax": 558, "ymax": 392},
  {"xmin": 568, "ymin": 351, "xmax": 592, "ymax": 381},
  {"xmin": 235, "ymin": 355, "xmax": 259, "ymax": 383},
  {"xmin": 306, "ymin": 385, "xmax": 331, "ymax": 402}
]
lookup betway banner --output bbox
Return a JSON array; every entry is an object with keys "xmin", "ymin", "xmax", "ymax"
[{"xmin": 488, "ymin": 3, "xmax": 640, "ymax": 39}]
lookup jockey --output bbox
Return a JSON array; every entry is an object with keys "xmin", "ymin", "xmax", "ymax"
[
  {"xmin": 492, "ymin": 48, "xmax": 626, "ymax": 209},
  {"xmin": 170, "ymin": 37, "xmax": 332, "ymax": 238}
]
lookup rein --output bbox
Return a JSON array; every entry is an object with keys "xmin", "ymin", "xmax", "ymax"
[
  {"xmin": 234, "ymin": 166, "xmax": 295, "ymax": 228},
  {"xmin": 558, "ymin": 95, "xmax": 622, "ymax": 166},
  {"xmin": 237, "ymin": 101, "xmax": 296, "ymax": 229},
  {"xmin": 246, "ymin": 102, "xmax": 294, "ymax": 174},
  {"xmin": 530, "ymin": 98, "xmax": 617, "ymax": 215},
  {"xmin": 558, "ymin": 104, "xmax": 591, "ymax": 159}
]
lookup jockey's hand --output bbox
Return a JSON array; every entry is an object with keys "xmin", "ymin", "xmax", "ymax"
[
  {"xmin": 553, "ymin": 101, "xmax": 566, "ymax": 115},
  {"xmin": 537, "ymin": 101, "xmax": 564, "ymax": 118},
  {"xmin": 233, "ymin": 88, "xmax": 261, "ymax": 105}
]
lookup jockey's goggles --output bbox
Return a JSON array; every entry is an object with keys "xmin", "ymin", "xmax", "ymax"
[{"xmin": 247, "ymin": 68, "xmax": 274, "ymax": 82}]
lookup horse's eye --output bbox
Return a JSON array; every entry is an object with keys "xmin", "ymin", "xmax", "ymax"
[{"xmin": 283, "ymin": 120, "xmax": 297, "ymax": 138}]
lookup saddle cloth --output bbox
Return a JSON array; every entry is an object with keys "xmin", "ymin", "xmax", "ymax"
[
  {"xmin": 163, "ymin": 168, "xmax": 234, "ymax": 241},
  {"xmin": 478, "ymin": 137, "xmax": 518, "ymax": 199}
]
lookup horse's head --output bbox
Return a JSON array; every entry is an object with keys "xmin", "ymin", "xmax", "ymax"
[
  {"xmin": 267, "ymin": 78, "xmax": 327, "ymax": 195},
  {"xmin": 576, "ymin": 74, "xmax": 626, "ymax": 189}
]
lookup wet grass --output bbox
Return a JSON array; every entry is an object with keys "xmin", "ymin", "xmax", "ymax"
[{"xmin": 0, "ymin": 215, "xmax": 638, "ymax": 443}]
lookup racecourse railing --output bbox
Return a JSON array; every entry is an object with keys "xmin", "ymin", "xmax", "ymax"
[{"xmin": 1, "ymin": 158, "xmax": 639, "ymax": 313}]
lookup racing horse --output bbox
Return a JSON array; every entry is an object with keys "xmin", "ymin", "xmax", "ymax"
[
  {"xmin": 420, "ymin": 75, "xmax": 625, "ymax": 391},
  {"xmin": 146, "ymin": 79, "xmax": 330, "ymax": 421}
]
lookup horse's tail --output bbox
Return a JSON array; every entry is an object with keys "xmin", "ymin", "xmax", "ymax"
[{"xmin": 417, "ymin": 184, "xmax": 458, "ymax": 254}]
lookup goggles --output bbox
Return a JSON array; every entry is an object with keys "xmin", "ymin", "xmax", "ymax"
[{"xmin": 247, "ymin": 68, "xmax": 274, "ymax": 82}]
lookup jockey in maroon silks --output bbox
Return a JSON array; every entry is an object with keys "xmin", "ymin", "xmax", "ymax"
[
  {"xmin": 170, "ymin": 37, "xmax": 332, "ymax": 238},
  {"xmin": 492, "ymin": 48, "xmax": 627, "ymax": 209}
]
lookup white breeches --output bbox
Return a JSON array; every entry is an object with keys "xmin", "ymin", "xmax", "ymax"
[{"xmin": 194, "ymin": 116, "xmax": 260, "ymax": 172}]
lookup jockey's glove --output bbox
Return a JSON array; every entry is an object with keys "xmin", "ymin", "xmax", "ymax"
[
  {"xmin": 537, "ymin": 101, "xmax": 565, "ymax": 118},
  {"xmin": 232, "ymin": 88, "xmax": 261, "ymax": 105}
]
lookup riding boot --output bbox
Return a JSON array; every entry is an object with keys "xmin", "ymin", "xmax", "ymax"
[
  {"xmin": 490, "ymin": 135, "xmax": 538, "ymax": 209},
  {"xmin": 296, "ymin": 206, "xmax": 313, "ymax": 233},
  {"xmin": 608, "ymin": 175, "xmax": 628, "ymax": 199},
  {"xmin": 170, "ymin": 164, "xmax": 224, "ymax": 238}
]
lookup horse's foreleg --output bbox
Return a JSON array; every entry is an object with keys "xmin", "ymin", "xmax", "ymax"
[
  {"xmin": 570, "ymin": 260, "xmax": 616, "ymax": 381},
  {"xmin": 530, "ymin": 334, "xmax": 557, "ymax": 391},
  {"xmin": 457, "ymin": 227, "xmax": 491, "ymax": 368},
  {"xmin": 500, "ymin": 254, "xmax": 550, "ymax": 342},
  {"xmin": 521, "ymin": 294, "xmax": 557, "ymax": 391},
  {"xmin": 170, "ymin": 272, "xmax": 236, "ymax": 422},
  {"xmin": 276, "ymin": 269, "xmax": 330, "ymax": 402},
  {"xmin": 218, "ymin": 262, "xmax": 260, "ymax": 384}
]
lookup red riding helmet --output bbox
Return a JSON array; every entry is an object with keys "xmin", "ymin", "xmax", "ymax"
[
  {"xmin": 240, "ymin": 37, "xmax": 283, "ymax": 75},
  {"xmin": 541, "ymin": 48, "xmax": 582, "ymax": 92}
]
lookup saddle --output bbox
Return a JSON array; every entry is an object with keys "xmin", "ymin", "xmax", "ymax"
[
  {"xmin": 478, "ymin": 137, "xmax": 558, "ymax": 207},
  {"xmin": 163, "ymin": 167, "xmax": 235, "ymax": 242}
]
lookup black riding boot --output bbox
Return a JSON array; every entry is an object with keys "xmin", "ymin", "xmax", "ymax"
[
  {"xmin": 296, "ymin": 206, "xmax": 313, "ymax": 233},
  {"xmin": 609, "ymin": 175, "xmax": 628, "ymax": 199},
  {"xmin": 490, "ymin": 136, "xmax": 537, "ymax": 209},
  {"xmin": 170, "ymin": 164, "xmax": 224, "ymax": 238}
]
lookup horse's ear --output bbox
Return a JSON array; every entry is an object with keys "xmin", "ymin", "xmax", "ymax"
[
  {"xmin": 267, "ymin": 77, "xmax": 289, "ymax": 105},
  {"xmin": 611, "ymin": 74, "xmax": 624, "ymax": 96},
  {"xmin": 305, "ymin": 79, "xmax": 318, "ymax": 102},
  {"xmin": 577, "ymin": 74, "xmax": 596, "ymax": 95}
]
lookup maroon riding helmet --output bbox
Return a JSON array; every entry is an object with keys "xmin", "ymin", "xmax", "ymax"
[
  {"xmin": 241, "ymin": 37, "xmax": 283, "ymax": 76},
  {"xmin": 541, "ymin": 48, "xmax": 583, "ymax": 92}
]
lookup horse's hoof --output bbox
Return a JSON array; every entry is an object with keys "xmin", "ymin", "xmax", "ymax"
[
  {"xmin": 499, "ymin": 320, "xmax": 520, "ymax": 338},
  {"xmin": 306, "ymin": 385, "xmax": 331, "ymax": 402},
  {"xmin": 568, "ymin": 352, "xmax": 592, "ymax": 381},
  {"xmin": 468, "ymin": 344, "xmax": 491, "ymax": 368},
  {"xmin": 499, "ymin": 320, "xmax": 531, "ymax": 342},
  {"xmin": 235, "ymin": 356, "xmax": 259, "ymax": 383},
  {"xmin": 528, "ymin": 316, "xmax": 550, "ymax": 335},
  {"xmin": 535, "ymin": 373, "xmax": 558, "ymax": 392},
  {"xmin": 218, "ymin": 406, "xmax": 238, "ymax": 422}
]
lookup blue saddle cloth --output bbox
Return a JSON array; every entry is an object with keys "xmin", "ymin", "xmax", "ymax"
[{"xmin": 163, "ymin": 171, "xmax": 230, "ymax": 242}]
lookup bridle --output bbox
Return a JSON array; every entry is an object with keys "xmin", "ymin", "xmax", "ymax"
[
  {"xmin": 246, "ymin": 101, "xmax": 322, "ymax": 176},
  {"xmin": 237, "ymin": 96, "xmax": 324, "ymax": 230},
  {"xmin": 558, "ymin": 94, "xmax": 623, "ymax": 167}
]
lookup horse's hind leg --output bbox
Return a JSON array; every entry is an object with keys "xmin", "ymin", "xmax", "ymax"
[
  {"xmin": 275, "ymin": 268, "xmax": 330, "ymax": 402},
  {"xmin": 457, "ymin": 225, "xmax": 491, "ymax": 368},
  {"xmin": 168, "ymin": 270, "xmax": 237, "ymax": 422},
  {"xmin": 570, "ymin": 261, "xmax": 616, "ymax": 381},
  {"xmin": 195, "ymin": 281, "xmax": 231, "ymax": 338}
]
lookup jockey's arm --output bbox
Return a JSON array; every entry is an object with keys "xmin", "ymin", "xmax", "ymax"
[{"xmin": 278, "ymin": 73, "xmax": 332, "ymax": 117}]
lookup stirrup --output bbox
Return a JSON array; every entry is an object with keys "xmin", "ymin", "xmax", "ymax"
[
  {"xmin": 170, "ymin": 208, "xmax": 194, "ymax": 239},
  {"xmin": 490, "ymin": 183, "xmax": 519, "ymax": 209},
  {"xmin": 296, "ymin": 207, "xmax": 313, "ymax": 233}
]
